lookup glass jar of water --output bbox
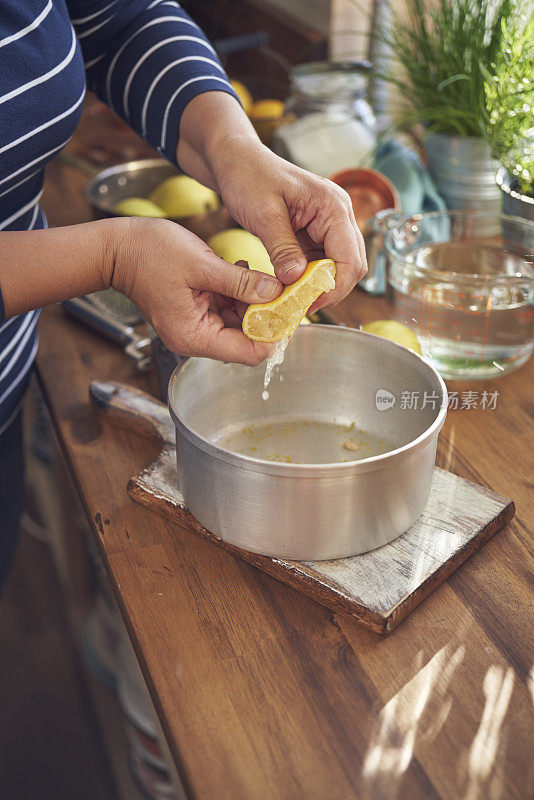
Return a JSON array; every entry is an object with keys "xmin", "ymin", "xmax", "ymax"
[{"xmin": 384, "ymin": 211, "xmax": 534, "ymax": 379}]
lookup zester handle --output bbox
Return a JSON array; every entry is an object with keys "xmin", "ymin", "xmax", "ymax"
[{"xmin": 63, "ymin": 297, "xmax": 133, "ymax": 344}]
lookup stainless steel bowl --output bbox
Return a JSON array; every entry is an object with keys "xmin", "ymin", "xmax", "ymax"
[
  {"xmin": 84, "ymin": 158, "xmax": 235, "ymax": 240},
  {"xmin": 168, "ymin": 325, "xmax": 447, "ymax": 560}
]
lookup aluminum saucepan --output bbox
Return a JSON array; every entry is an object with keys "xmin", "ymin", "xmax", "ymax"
[{"xmin": 168, "ymin": 325, "xmax": 447, "ymax": 560}]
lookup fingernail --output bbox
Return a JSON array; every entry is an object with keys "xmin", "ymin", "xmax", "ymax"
[
  {"xmin": 257, "ymin": 277, "xmax": 279, "ymax": 299},
  {"xmin": 279, "ymin": 260, "xmax": 302, "ymax": 280}
]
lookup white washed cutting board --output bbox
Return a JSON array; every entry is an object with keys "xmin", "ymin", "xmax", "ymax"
[{"xmin": 90, "ymin": 381, "xmax": 515, "ymax": 634}]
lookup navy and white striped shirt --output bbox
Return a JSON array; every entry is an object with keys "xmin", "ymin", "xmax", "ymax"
[{"xmin": 0, "ymin": 0, "xmax": 236, "ymax": 434}]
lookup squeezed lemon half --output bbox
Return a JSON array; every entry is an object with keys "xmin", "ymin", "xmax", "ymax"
[{"xmin": 242, "ymin": 259, "xmax": 336, "ymax": 342}]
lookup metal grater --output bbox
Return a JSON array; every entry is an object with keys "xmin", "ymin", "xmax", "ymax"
[
  {"xmin": 62, "ymin": 295, "xmax": 152, "ymax": 369},
  {"xmin": 87, "ymin": 288, "xmax": 143, "ymax": 325}
]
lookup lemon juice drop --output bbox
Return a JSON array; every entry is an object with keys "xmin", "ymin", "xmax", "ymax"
[{"xmin": 262, "ymin": 337, "xmax": 289, "ymax": 400}]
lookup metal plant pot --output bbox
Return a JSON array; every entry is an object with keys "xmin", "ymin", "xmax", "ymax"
[
  {"xmin": 496, "ymin": 167, "xmax": 534, "ymax": 223},
  {"xmin": 425, "ymin": 133, "xmax": 501, "ymax": 213}
]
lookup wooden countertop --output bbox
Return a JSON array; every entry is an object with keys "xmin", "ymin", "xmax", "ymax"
[{"xmin": 36, "ymin": 100, "xmax": 534, "ymax": 800}]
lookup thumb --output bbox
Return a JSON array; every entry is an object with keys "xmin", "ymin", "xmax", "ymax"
[
  {"xmin": 258, "ymin": 204, "xmax": 307, "ymax": 284},
  {"xmin": 196, "ymin": 255, "xmax": 283, "ymax": 304}
]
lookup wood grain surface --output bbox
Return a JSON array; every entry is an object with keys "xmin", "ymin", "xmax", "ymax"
[
  {"xmin": 35, "ymin": 96, "xmax": 534, "ymax": 800},
  {"xmin": 88, "ymin": 379, "xmax": 515, "ymax": 635}
]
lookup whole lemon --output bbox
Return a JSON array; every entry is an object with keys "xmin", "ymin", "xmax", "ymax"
[
  {"xmin": 231, "ymin": 80, "xmax": 253, "ymax": 116},
  {"xmin": 113, "ymin": 197, "xmax": 166, "ymax": 217},
  {"xmin": 249, "ymin": 99, "xmax": 285, "ymax": 120},
  {"xmin": 361, "ymin": 320, "xmax": 422, "ymax": 355},
  {"xmin": 208, "ymin": 229, "xmax": 274, "ymax": 276},
  {"xmin": 249, "ymin": 99, "xmax": 286, "ymax": 145},
  {"xmin": 149, "ymin": 175, "xmax": 219, "ymax": 218}
]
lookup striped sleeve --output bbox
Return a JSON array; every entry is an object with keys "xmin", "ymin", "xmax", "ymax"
[{"xmin": 67, "ymin": 0, "xmax": 239, "ymax": 164}]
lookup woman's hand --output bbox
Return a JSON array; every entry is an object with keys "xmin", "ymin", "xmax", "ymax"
[
  {"xmin": 112, "ymin": 218, "xmax": 282, "ymax": 365},
  {"xmin": 215, "ymin": 141, "xmax": 367, "ymax": 313},
  {"xmin": 178, "ymin": 93, "xmax": 367, "ymax": 312},
  {"xmin": 1, "ymin": 217, "xmax": 281, "ymax": 365}
]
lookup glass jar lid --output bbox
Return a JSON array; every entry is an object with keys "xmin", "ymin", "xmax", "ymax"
[{"xmin": 289, "ymin": 61, "xmax": 371, "ymax": 102}]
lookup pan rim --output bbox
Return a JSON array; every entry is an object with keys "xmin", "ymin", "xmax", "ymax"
[{"xmin": 168, "ymin": 325, "xmax": 448, "ymax": 476}]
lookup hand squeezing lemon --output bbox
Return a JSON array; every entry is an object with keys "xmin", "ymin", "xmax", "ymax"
[{"xmin": 242, "ymin": 259, "xmax": 336, "ymax": 342}]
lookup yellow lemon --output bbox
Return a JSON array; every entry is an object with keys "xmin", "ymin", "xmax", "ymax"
[
  {"xmin": 113, "ymin": 197, "xmax": 166, "ymax": 217},
  {"xmin": 231, "ymin": 80, "xmax": 253, "ymax": 115},
  {"xmin": 249, "ymin": 99, "xmax": 285, "ymax": 120},
  {"xmin": 243, "ymin": 259, "xmax": 336, "ymax": 342},
  {"xmin": 249, "ymin": 99, "xmax": 287, "ymax": 145},
  {"xmin": 208, "ymin": 229, "xmax": 274, "ymax": 276},
  {"xmin": 361, "ymin": 320, "xmax": 422, "ymax": 355},
  {"xmin": 149, "ymin": 175, "xmax": 219, "ymax": 218}
]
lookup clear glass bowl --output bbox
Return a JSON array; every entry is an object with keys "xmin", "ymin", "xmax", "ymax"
[{"xmin": 385, "ymin": 211, "xmax": 534, "ymax": 379}]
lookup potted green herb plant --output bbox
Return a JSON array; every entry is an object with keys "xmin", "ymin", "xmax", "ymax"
[
  {"xmin": 485, "ymin": 12, "xmax": 534, "ymax": 221},
  {"xmin": 379, "ymin": 0, "xmax": 518, "ymax": 211}
]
